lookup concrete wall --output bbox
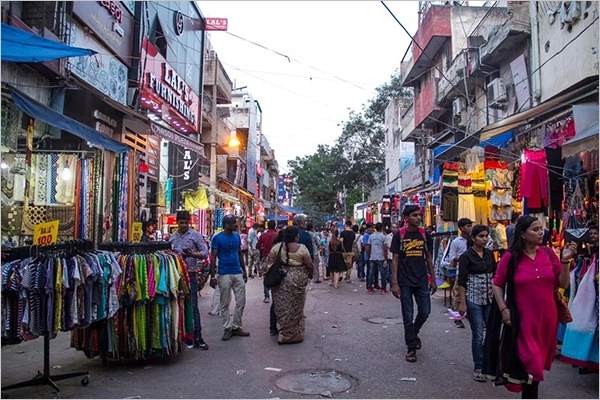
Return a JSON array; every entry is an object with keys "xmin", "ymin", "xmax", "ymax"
[
  {"xmin": 535, "ymin": 1, "xmax": 599, "ymax": 101},
  {"xmin": 450, "ymin": 6, "xmax": 508, "ymax": 60},
  {"xmin": 1, "ymin": 62, "xmax": 51, "ymax": 104}
]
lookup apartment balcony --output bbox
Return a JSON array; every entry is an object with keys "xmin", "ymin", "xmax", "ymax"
[
  {"xmin": 403, "ymin": 6, "xmax": 451, "ymax": 85},
  {"xmin": 470, "ymin": 10, "xmax": 530, "ymax": 76},
  {"xmin": 400, "ymin": 101, "xmax": 415, "ymax": 142},
  {"xmin": 260, "ymin": 133, "xmax": 272, "ymax": 158},
  {"xmin": 414, "ymin": 78, "xmax": 444, "ymax": 129},
  {"xmin": 204, "ymin": 54, "xmax": 233, "ymax": 105},
  {"xmin": 437, "ymin": 50, "xmax": 478, "ymax": 106}
]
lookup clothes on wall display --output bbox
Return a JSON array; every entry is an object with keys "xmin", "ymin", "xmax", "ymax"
[
  {"xmin": 441, "ymin": 187, "xmax": 459, "ymax": 222},
  {"xmin": 485, "ymin": 145, "xmax": 513, "ymax": 223}
]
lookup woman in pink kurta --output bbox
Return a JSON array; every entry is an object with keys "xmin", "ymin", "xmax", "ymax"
[{"xmin": 492, "ymin": 216, "xmax": 576, "ymax": 399}]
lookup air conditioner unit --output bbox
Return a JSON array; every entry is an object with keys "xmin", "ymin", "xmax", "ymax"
[
  {"xmin": 452, "ymin": 97, "xmax": 467, "ymax": 117},
  {"xmin": 487, "ymin": 78, "xmax": 507, "ymax": 109}
]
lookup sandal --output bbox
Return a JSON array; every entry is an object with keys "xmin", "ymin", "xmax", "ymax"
[
  {"xmin": 416, "ymin": 336, "xmax": 422, "ymax": 350},
  {"xmin": 406, "ymin": 350, "xmax": 417, "ymax": 363}
]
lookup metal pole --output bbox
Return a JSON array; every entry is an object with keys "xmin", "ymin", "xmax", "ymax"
[{"xmin": 209, "ymin": 57, "xmax": 218, "ymax": 209}]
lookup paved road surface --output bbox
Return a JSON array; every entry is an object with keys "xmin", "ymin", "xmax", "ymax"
[{"xmin": 1, "ymin": 273, "xmax": 598, "ymax": 399}]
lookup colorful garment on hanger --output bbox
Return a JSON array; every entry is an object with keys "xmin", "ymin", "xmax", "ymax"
[{"xmin": 520, "ymin": 149, "xmax": 549, "ymax": 209}]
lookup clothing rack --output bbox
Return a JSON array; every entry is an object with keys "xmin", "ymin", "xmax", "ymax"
[
  {"xmin": 97, "ymin": 241, "xmax": 171, "ymax": 253},
  {"xmin": 2, "ymin": 241, "xmax": 93, "ymax": 395},
  {"xmin": 431, "ymin": 230, "xmax": 459, "ymax": 238}
]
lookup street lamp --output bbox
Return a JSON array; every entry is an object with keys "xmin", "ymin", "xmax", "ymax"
[{"xmin": 227, "ymin": 131, "xmax": 240, "ymax": 147}]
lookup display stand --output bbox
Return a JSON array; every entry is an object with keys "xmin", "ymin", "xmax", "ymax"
[
  {"xmin": 1, "ymin": 335, "xmax": 89, "ymax": 394},
  {"xmin": 2, "ymin": 241, "xmax": 94, "ymax": 396}
]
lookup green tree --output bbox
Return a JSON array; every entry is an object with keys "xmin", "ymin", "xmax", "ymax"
[{"xmin": 287, "ymin": 70, "xmax": 409, "ymax": 220}]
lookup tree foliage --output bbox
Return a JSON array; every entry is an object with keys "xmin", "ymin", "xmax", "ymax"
[{"xmin": 287, "ymin": 70, "xmax": 408, "ymax": 222}]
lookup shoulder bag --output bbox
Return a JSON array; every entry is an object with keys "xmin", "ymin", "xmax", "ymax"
[{"xmin": 264, "ymin": 244, "xmax": 287, "ymax": 289}]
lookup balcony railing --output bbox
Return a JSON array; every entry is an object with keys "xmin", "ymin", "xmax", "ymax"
[{"xmin": 414, "ymin": 78, "xmax": 443, "ymax": 128}]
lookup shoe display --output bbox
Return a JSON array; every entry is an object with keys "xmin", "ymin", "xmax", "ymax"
[
  {"xmin": 263, "ymin": 297, "xmax": 270, "ymax": 303},
  {"xmin": 194, "ymin": 339, "xmax": 209, "ymax": 350},
  {"xmin": 222, "ymin": 329, "xmax": 233, "ymax": 341},
  {"xmin": 232, "ymin": 328, "xmax": 250, "ymax": 337}
]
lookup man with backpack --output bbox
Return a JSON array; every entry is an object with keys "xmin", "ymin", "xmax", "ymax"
[{"xmin": 391, "ymin": 205, "xmax": 437, "ymax": 363}]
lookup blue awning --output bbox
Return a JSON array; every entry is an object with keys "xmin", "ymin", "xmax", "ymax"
[
  {"xmin": 268, "ymin": 214, "xmax": 289, "ymax": 221},
  {"xmin": 276, "ymin": 203, "xmax": 304, "ymax": 214},
  {"xmin": 9, "ymin": 86, "xmax": 128, "ymax": 153},
  {"xmin": 479, "ymin": 130, "xmax": 514, "ymax": 148},
  {"xmin": 1, "ymin": 23, "xmax": 96, "ymax": 63}
]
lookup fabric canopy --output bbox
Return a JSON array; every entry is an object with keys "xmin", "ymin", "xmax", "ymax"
[
  {"xmin": 1, "ymin": 23, "xmax": 96, "ymax": 62},
  {"xmin": 276, "ymin": 203, "xmax": 304, "ymax": 214},
  {"xmin": 268, "ymin": 214, "xmax": 290, "ymax": 221},
  {"xmin": 10, "ymin": 86, "xmax": 128, "ymax": 153},
  {"xmin": 562, "ymin": 103, "xmax": 599, "ymax": 159},
  {"xmin": 479, "ymin": 130, "xmax": 514, "ymax": 148},
  {"xmin": 184, "ymin": 189, "xmax": 209, "ymax": 211}
]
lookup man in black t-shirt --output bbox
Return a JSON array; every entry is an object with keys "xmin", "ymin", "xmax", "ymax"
[
  {"xmin": 340, "ymin": 220, "xmax": 356, "ymax": 283},
  {"xmin": 391, "ymin": 205, "xmax": 437, "ymax": 363}
]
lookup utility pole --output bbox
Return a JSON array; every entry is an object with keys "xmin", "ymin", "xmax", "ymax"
[
  {"xmin": 343, "ymin": 184, "xmax": 347, "ymax": 219},
  {"xmin": 209, "ymin": 56, "xmax": 218, "ymax": 209}
]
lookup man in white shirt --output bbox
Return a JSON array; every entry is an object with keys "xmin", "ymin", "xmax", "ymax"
[
  {"xmin": 447, "ymin": 218, "xmax": 472, "ymax": 328},
  {"xmin": 385, "ymin": 223, "xmax": 399, "ymax": 289}
]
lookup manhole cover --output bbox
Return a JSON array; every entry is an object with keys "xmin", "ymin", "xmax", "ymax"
[
  {"xmin": 367, "ymin": 317, "xmax": 403, "ymax": 324},
  {"xmin": 275, "ymin": 370, "xmax": 352, "ymax": 395}
]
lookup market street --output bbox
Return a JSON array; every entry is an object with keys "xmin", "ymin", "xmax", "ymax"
[{"xmin": 1, "ymin": 276, "xmax": 598, "ymax": 399}]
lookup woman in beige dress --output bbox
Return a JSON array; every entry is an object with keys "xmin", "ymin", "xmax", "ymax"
[{"xmin": 267, "ymin": 226, "xmax": 313, "ymax": 344}]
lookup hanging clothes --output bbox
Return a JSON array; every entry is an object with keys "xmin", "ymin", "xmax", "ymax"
[
  {"xmin": 71, "ymin": 250, "xmax": 193, "ymax": 360},
  {"xmin": 560, "ymin": 254, "xmax": 599, "ymax": 371}
]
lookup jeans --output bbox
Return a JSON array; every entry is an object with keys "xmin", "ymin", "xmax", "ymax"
[
  {"xmin": 323, "ymin": 253, "xmax": 329, "ymax": 276},
  {"xmin": 356, "ymin": 252, "xmax": 368, "ymax": 279},
  {"xmin": 400, "ymin": 285, "xmax": 431, "ymax": 351},
  {"xmin": 387, "ymin": 259, "xmax": 393, "ymax": 287},
  {"xmin": 263, "ymin": 280, "xmax": 270, "ymax": 299},
  {"xmin": 368, "ymin": 260, "xmax": 386, "ymax": 290},
  {"xmin": 189, "ymin": 271, "xmax": 202, "ymax": 341},
  {"xmin": 218, "ymin": 274, "xmax": 246, "ymax": 330},
  {"xmin": 466, "ymin": 300, "xmax": 492, "ymax": 370}
]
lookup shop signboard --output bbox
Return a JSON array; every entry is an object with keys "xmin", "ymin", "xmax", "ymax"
[
  {"xmin": 146, "ymin": 135, "xmax": 160, "ymax": 180},
  {"xmin": 205, "ymin": 18, "xmax": 228, "ymax": 31},
  {"xmin": 277, "ymin": 175, "xmax": 285, "ymax": 202},
  {"xmin": 130, "ymin": 222, "xmax": 143, "ymax": 242},
  {"xmin": 68, "ymin": 20, "xmax": 128, "ymax": 105},
  {"xmin": 140, "ymin": 38, "xmax": 200, "ymax": 135},
  {"xmin": 72, "ymin": 1, "xmax": 134, "ymax": 66},
  {"xmin": 150, "ymin": 123, "xmax": 204, "ymax": 156},
  {"xmin": 33, "ymin": 220, "xmax": 59, "ymax": 246},
  {"xmin": 167, "ymin": 142, "xmax": 200, "ymax": 213}
]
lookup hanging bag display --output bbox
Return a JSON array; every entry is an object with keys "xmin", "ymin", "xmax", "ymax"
[
  {"xmin": 565, "ymin": 185, "xmax": 590, "ymax": 242},
  {"xmin": 264, "ymin": 244, "xmax": 286, "ymax": 289},
  {"xmin": 542, "ymin": 246, "xmax": 572, "ymax": 324}
]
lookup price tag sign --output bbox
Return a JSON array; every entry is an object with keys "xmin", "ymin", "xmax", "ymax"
[
  {"xmin": 33, "ymin": 220, "xmax": 59, "ymax": 246},
  {"xmin": 131, "ymin": 222, "xmax": 143, "ymax": 242}
]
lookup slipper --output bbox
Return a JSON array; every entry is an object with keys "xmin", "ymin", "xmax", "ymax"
[
  {"xmin": 416, "ymin": 336, "xmax": 422, "ymax": 350},
  {"xmin": 406, "ymin": 350, "xmax": 417, "ymax": 363}
]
